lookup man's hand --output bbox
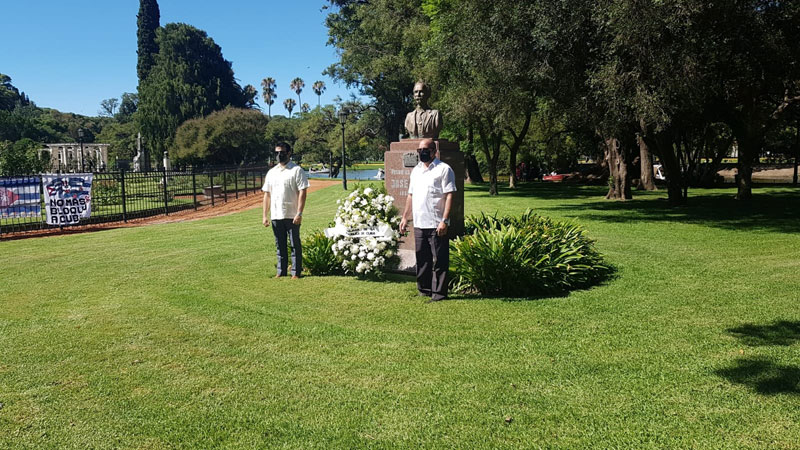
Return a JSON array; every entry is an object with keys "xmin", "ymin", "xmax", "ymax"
[
  {"xmin": 399, "ymin": 217, "xmax": 408, "ymax": 235},
  {"xmin": 436, "ymin": 221, "xmax": 448, "ymax": 237},
  {"xmin": 293, "ymin": 214, "xmax": 303, "ymax": 225},
  {"xmin": 263, "ymin": 217, "xmax": 270, "ymax": 227}
]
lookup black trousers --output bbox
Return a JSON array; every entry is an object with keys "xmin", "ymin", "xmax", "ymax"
[
  {"xmin": 272, "ymin": 219, "xmax": 302, "ymax": 276},
  {"xmin": 414, "ymin": 227, "xmax": 449, "ymax": 300}
]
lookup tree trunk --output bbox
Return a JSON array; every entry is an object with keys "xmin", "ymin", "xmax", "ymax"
[
  {"xmin": 465, "ymin": 125, "xmax": 484, "ymax": 184},
  {"xmin": 794, "ymin": 122, "xmax": 799, "ymax": 186},
  {"xmin": 638, "ymin": 134, "xmax": 657, "ymax": 191},
  {"xmin": 477, "ymin": 120, "xmax": 501, "ymax": 196},
  {"xmin": 699, "ymin": 136, "xmax": 732, "ymax": 187},
  {"xmin": 642, "ymin": 129, "xmax": 686, "ymax": 205},
  {"xmin": 488, "ymin": 160, "xmax": 499, "ymax": 195},
  {"xmin": 465, "ymin": 154, "xmax": 483, "ymax": 184},
  {"xmin": 507, "ymin": 111, "xmax": 532, "ymax": 189},
  {"xmin": 604, "ymin": 137, "xmax": 632, "ymax": 200},
  {"xmin": 509, "ymin": 148, "xmax": 517, "ymax": 189},
  {"xmin": 735, "ymin": 136, "xmax": 760, "ymax": 201}
]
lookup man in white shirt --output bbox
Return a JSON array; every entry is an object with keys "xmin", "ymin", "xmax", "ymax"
[
  {"xmin": 399, "ymin": 138, "xmax": 457, "ymax": 302},
  {"xmin": 262, "ymin": 142, "xmax": 310, "ymax": 278}
]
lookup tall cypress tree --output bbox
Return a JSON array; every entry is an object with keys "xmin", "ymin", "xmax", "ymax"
[{"xmin": 136, "ymin": 0, "xmax": 160, "ymax": 85}]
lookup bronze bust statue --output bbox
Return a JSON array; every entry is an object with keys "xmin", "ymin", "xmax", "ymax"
[{"xmin": 404, "ymin": 81, "xmax": 442, "ymax": 139}]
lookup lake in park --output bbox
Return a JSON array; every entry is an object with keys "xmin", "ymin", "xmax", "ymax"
[{"xmin": 305, "ymin": 169, "xmax": 382, "ymax": 180}]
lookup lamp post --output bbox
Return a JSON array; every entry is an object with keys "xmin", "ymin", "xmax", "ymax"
[
  {"xmin": 77, "ymin": 128, "xmax": 85, "ymax": 172},
  {"xmin": 338, "ymin": 109, "xmax": 348, "ymax": 190}
]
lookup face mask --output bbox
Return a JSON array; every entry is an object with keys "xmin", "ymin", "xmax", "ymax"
[
  {"xmin": 276, "ymin": 152, "xmax": 290, "ymax": 164},
  {"xmin": 418, "ymin": 149, "xmax": 433, "ymax": 163}
]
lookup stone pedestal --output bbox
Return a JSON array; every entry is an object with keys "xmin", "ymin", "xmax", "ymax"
[{"xmin": 385, "ymin": 139, "xmax": 465, "ymax": 273}]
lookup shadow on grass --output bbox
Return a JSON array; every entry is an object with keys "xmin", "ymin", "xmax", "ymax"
[
  {"xmin": 464, "ymin": 182, "xmax": 607, "ymax": 200},
  {"xmin": 543, "ymin": 189, "xmax": 800, "ymax": 233},
  {"xmin": 716, "ymin": 358, "xmax": 800, "ymax": 395},
  {"xmin": 716, "ymin": 320, "xmax": 800, "ymax": 395},
  {"xmin": 446, "ymin": 271, "xmax": 617, "ymax": 303},
  {"xmin": 728, "ymin": 321, "xmax": 800, "ymax": 347}
]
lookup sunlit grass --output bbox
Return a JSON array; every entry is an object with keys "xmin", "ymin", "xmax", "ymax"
[{"xmin": 1, "ymin": 182, "xmax": 799, "ymax": 448}]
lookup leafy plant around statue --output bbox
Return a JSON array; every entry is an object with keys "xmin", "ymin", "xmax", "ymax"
[{"xmin": 450, "ymin": 210, "xmax": 614, "ymax": 297}]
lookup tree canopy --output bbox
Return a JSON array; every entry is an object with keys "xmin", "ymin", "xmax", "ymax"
[
  {"xmin": 136, "ymin": 23, "xmax": 254, "ymax": 159},
  {"xmin": 173, "ymin": 107, "xmax": 270, "ymax": 166}
]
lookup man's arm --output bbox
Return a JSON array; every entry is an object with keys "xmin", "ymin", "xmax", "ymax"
[
  {"xmin": 262, "ymin": 192, "xmax": 271, "ymax": 227},
  {"xmin": 436, "ymin": 192, "xmax": 453, "ymax": 237},
  {"xmin": 399, "ymin": 194, "xmax": 413, "ymax": 234},
  {"xmin": 293, "ymin": 188, "xmax": 307, "ymax": 225}
]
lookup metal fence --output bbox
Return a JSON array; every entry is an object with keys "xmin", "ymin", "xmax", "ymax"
[{"xmin": 0, "ymin": 166, "xmax": 269, "ymax": 237}]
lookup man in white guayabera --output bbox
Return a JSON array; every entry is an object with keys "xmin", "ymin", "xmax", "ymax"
[
  {"xmin": 399, "ymin": 138, "xmax": 457, "ymax": 302},
  {"xmin": 262, "ymin": 142, "xmax": 309, "ymax": 278}
]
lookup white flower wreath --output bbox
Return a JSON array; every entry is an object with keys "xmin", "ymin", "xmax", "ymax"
[{"xmin": 329, "ymin": 186, "xmax": 401, "ymax": 276}]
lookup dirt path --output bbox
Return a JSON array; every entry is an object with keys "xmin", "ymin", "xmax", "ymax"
[{"xmin": 3, "ymin": 179, "xmax": 341, "ymax": 240}]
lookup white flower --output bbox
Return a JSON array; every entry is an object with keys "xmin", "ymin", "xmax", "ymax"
[
  {"xmin": 358, "ymin": 251, "xmax": 366, "ymax": 258},
  {"xmin": 385, "ymin": 250, "xmax": 394, "ymax": 257},
  {"xmin": 350, "ymin": 245, "xmax": 359, "ymax": 254},
  {"xmin": 364, "ymin": 187, "xmax": 373, "ymax": 195},
  {"xmin": 367, "ymin": 252, "xmax": 375, "ymax": 260},
  {"xmin": 351, "ymin": 254, "xmax": 357, "ymax": 260}
]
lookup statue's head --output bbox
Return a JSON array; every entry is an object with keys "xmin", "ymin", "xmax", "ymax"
[{"xmin": 413, "ymin": 81, "xmax": 431, "ymax": 109}]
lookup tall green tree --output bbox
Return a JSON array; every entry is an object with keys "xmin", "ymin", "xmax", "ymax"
[
  {"xmin": 173, "ymin": 107, "xmax": 270, "ymax": 165},
  {"xmin": 290, "ymin": 77, "xmax": 305, "ymax": 106},
  {"xmin": 0, "ymin": 74, "xmax": 31, "ymax": 111},
  {"xmin": 700, "ymin": 1, "xmax": 800, "ymax": 200},
  {"xmin": 325, "ymin": 0, "xmax": 428, "ymax": 140},
  {"xmin": 117, "ymin": 93, "xmax": 139, "ymax": 122},
  {"xmin": 99, "ymin": 98, "xmax": 119, "ymax": 117},
  {"xmin": 284, "ymin": 98, "xmax": 296, "ymax": 116},
  {"xmin": 136, "ymin": 23, "xmax": 252, "ymax": 160},
  {"xmin": 136, "ymin": 0, "xmax": 160, "ymax": 84},
  {"xmin": 261, "ymin": 77, "xmax": 277, "ymax": 117},
  {"xmin": 0, "ymin": 138, "xmax": 48, "ymax": 176},
  {"xmin": 425, "ymin": 0, "xmax": 553, "ymax": 194},
  {"xmin": 264, "ymin": 116, "xmax": 300, "ymax": 160},
  {"xmin": 312, "ymin": 80, "xmax": 326, "ymax": 108}
]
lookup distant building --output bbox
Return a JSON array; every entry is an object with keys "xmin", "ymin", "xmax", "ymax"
[{"xmin": 38, "ymin": 143, "xmax": 110, "ymax": 172}]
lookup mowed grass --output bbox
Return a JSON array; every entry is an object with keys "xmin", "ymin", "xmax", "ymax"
[{"xmin": 1, "ymin": 182, "xmax": 799, "ymax": 448}]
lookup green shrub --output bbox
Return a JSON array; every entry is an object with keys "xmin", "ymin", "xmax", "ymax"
[
  {"xmin": 451, "ymin": 210, "xmax": 613, "ymax": 297},
  {"xmin": 303, "ymin": 231, "xmax": 343, "ymax": 276},
  {"xmin": 93, "ymin": 179, "xmax": 121, "ymax": 206}
]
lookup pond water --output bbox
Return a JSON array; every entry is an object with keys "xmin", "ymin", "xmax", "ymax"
[{"xmin": 306, "ymin": 169, "xmax": 383, "ymax": 181}]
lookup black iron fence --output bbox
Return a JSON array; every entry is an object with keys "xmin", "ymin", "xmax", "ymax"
[{"xmin": 0, "ymin": 166, "xmax": 269, "ymax": 237}]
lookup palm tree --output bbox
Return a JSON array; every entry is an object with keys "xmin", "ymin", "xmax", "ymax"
[
  {"xmin": 261, "ymin": 77, "xmax": 277, "ymax": 117},
  {"xmin": 312, "ymin": 80, "xmax": 326, "ymax": 108},
  {"xmin": 301, "ymin": 103, "xmax": 310, "ymax": 114},
  {"xmin": 243, "ymin": 84, "xmax": 258, "ymax": 109},
  {"xmin": 284, "ymin": 98, "xmax": 296, "ymax": 116},
  {"xmin": 290, "ymin": 77, "xmax": 304, "ymax": 106}
]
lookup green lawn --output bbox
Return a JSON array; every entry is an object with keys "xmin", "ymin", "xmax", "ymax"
[{"xmin": 1, "ymin": 182, "xmax": 799, "ymax": 448}]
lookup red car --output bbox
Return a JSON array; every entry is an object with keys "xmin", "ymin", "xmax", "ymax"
[{"xmin": 542, "ymin": 174, "xmax": 566, "ymax": 182}]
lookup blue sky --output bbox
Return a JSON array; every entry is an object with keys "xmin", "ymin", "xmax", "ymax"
[{"xmin": 0, "ymin": 0, "xmax": 362, "ymax": 116}]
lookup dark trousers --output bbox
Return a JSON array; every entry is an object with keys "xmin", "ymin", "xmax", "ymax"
[
  {"xmin": 414, "ymin": 227, "xmax": 449, "ymax": 300},
  {"xmin": 272, "ymin": 219, "xmax": 302, "ymax": 276}
]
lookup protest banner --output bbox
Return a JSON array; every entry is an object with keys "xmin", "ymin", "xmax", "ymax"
[
  {"xmin": 0, "ymin": 176, "xmax": 41, "ymax": 219},
  {"xmin": 42, "ymin": 174, "xmax": 93, "ymax": 226}
]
